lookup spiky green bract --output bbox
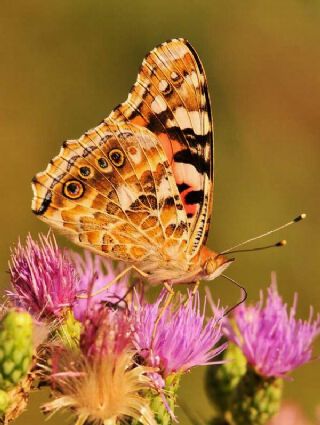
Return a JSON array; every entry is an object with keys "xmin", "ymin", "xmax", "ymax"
[
  {"xmin": 206, "ymin": 343, "xmax": 247, "ymax": 413},
  {"xmin": 131, "ymin": 374, "xmax": 180, "ymax": 425},
  {"xmin": 150, "ymin": 374, "xmax": 180, "ymax": 425},
  {"xmin": 56, "ymin": 309, "xmax": 81, "ymax": 349},
  {"xmin": 230, "ymin": 367, "xmax": 283, "ymax": 425},
  {"xmin": 0, "ymin": 389, "xmax": 9, "ymax": 414},
  {"xmin": 0, "ymin": 310, "xmax": 33, "ymax": 391}
]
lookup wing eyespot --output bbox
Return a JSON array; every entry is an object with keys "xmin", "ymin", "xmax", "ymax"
[
  {"xmin": 79, "ymin": 165, "xmax": 93, "ymax": 179},
  {"xmin": 108, "ymin": 148, "xmax": 125, "ymax": 168},
  {"xmin": 63, "ymin": 180, "xmax": 84, "ymax": 199},
  {"xmin": 97, "ymin": 157, "xmax": 109, "ymax": 169}
]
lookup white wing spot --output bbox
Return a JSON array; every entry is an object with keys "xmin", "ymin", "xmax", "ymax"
[
  {"xmin": 173, "ymin": 162, "xmax": 203, "ymax": 189},
  {"xmin": 170, "ymin": 44, "xmax": 189, "ymax": 59},
  {"xmin": 158, "ymin": 177, "xmax": 171, "ymax": 200},
  {"xmin": 168, "ymin": 107, "xmax": 210, "ymax": 135},
  {"xmin": 128, "ymin": 147, "xmax": 143, "ymax": 165},
  {"xmin": 171, "ymin": 71, "xmax": 179, "ymax": 81},
  {"xmin": 151, "ymin": 95, "xmax": 167, "ymax": 114},
  {"xmin": 117, "ymin": 185, "xmax": 137, "ymax": 210},
  {"xmin": 186, "ymin": 71, "xmax": 200, "ymax": 88},
  {"xmin": 159, "ymin": 80, "xmax": 169, "ymax": 92}
]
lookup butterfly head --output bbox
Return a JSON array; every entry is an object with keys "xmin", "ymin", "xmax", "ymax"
[{"xmin": 198, "ymin": 246, "xmax": 234, "ymax": 281}]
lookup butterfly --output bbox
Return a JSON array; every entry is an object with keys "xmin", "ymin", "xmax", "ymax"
[{"xmin": 31, "ymin": 38, "xmax": 233, "ymax": 289}]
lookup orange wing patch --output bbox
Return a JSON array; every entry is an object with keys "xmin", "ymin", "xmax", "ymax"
[{"xmin": 108, "ymin": 38, "xmax": 214, "ymax": 257}]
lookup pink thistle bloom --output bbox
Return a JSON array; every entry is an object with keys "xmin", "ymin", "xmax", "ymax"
[
  {"xmin": 225, "ymin": 277, "xmax": 320, "ymax": 378},
  {"xmin": 45, "ymin": 337, "xmax": 155, "ymax": 425},
  {"xmin": 132, "ymin": 291, "xmax": 226, "ymax": 377},
  {"xmin": 80, "ymin": 305, "xmax": 133, "ymax": 357},
  {"xmin": 68, "ymin": 250, "xmax": 129, "ymax": 321},
  {"xmin": 8, "ymin": 233, "xmax": 77, "ymax": 319},
  {"xmin": 43, "ymin": 303, "xmax": 156, "ymax": 425}
]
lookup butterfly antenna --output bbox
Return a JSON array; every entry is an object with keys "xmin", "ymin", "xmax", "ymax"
[
  {"xmin": 221, "ymin": 213, "xmax": 306, "ymax": 255},
  {"xmin": 225, "ymin": 239, "xmax": 287, "ymax": 255},
  {"xmin": 221, "ymin": 274, "xmax": 247, "ymax": 317}
]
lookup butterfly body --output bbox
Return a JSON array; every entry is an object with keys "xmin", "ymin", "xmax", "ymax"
[{"xmin": 32, "ymin": 38, "xmax": 232, "ymax": 285}]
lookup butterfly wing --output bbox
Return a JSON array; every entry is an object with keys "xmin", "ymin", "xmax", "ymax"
[
  {"xmin": 32, "ymin": 121, "xmax": 189, "ymax": 270},
  {"xmin": 108, "ymin": 38, "xmax": 214, "ymax": 258}
]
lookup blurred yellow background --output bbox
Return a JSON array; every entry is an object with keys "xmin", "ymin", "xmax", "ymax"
[{"xmin": 0, "ymin": 0, "xmax": 319, "ymax": 423}]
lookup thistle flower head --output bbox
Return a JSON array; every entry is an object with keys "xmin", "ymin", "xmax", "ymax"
[
  {"xmin": 44, "ymin": 304, "xmax": 155, "ymax": 425},
  {"xmin": 225, "ymin": 276, "xmax": 320, "ymax": 378},
  {"xmin": 80, "ymin": 305, "xmax": 133, "ymax": 357},
  {"xmin": 8, "ymin": 234, "xmax": 77, "ymax": 319},
  {"xmin": 43, "ymin": 348, "xmax": 156, "ymax": 425},
  {"xmin": 69, "ymin": 250, "xmax": 129, "ymax": 321},
  {"xmin": 132, "ymin": 291, "xmax": 226, "ymax": 377}
]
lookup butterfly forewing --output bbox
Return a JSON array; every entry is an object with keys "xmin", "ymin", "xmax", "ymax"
[
  {"xmin": 32, "ymin": 121, "xmax": 189, "ymax": 269},
  {"xmin": 108, "ymin": 38, "xmax": 214, "ymax": 258}
]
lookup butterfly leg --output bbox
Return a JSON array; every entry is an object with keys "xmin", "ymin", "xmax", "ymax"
[
  {"xmin": 110, "ymin": 278, "xmax": 144, "ymax": 308},
  {"xmin": 184, "ymin": 280, "xmax": 200, "ymax": 306},
  {"xmin": 152, "ymin": 282, "xmax": 174, "ymax": 340},
  {"xmin": 77, "ymin": 265, "xmax": 149, "ymax": 299}
]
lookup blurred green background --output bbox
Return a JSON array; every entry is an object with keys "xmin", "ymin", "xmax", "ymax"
[{"xmin": 1, "ymin": 0, "xmax": 319, "ymax": 423}]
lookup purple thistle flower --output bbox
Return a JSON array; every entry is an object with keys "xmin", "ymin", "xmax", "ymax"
[
  {"xmin": 224, "ymin": 276, "xmax": 320, "ymax": 378},
  {"xmin": 8, "ymin": 233, "xmax": 77, "ymax": 319},
  {"xmin": 68, "ymin": 250, "xmax": 129, "ymax": 321},
  {"xmin": 80, "ymin": 306, "xmax": 133, "ymax": 357},
  {"xmin": 132, "ymin": 291, "xmax": 226, "ymax": 377}
]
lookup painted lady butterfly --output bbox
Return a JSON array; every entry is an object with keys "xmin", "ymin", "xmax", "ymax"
[{"xmin": 31, "ymin": 39, "xmax": 233, "ymax": 288}]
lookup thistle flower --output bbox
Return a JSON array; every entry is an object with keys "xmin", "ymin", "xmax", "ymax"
[
  {"xmin": 132, "ymin": 291, "xmax": 226, "ymax": 378},
  {"xmin": 43, "ymin": 348, "xmax": 156, "ymax": 425},
  {"xmin": 8, "ymin": 234, "xmax": 77, "ymax": 319},
  {"xmin": 80, "ymin": 305, "xmax": 133, "ymax": 357},
  {"xmin": 44, "ymin": 305, "xmax": 156, "ymax": 425},
  {"xmin": 69, "ymin": 250, "xmax": 129, "ymax": 321},
  {"xmin": 224, "ymin": 277, "xmax": 320, "ymax": 378}
]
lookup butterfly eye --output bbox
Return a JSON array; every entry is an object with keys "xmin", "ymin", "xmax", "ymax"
[
  {"xmin": 63, "ymin": 180, "xmax": 84, "ymax": 199},
  {"xmin": 108, "ymin": 148, "xmax": 125, "ymax": 167},
  {"xmin": 79, "ymin": 166, "xmax": 92, "ymax": 179}
]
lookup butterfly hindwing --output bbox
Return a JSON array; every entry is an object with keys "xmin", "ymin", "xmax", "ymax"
[
  {"xmin": 32, "ymin": 121, "xmax": 189, "ymax": 267},
  {"xmin": 108, "ymin": 38, "xmax": 214, "ymax": 257}
]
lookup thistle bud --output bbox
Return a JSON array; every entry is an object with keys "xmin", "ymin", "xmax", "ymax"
[
  {"xmin": 130, "ymin": 373, "xmax": 180, "ymax": 425},
  {"xmin": 149, "ymin": 374, "xmax": 180, "ymax": 425},
  {"xmin": 206, "ymin": 343, "xmax": 247, "ymax": 413},
  {"xmin": 0, "ymin": 310, "xmax": 33, "ymax": 391},
  {"xmin": 230, "ymin": 367, "xmax": 283, "ymax": 425},
  {"xmin": 0, "ymin": 389, "xmax": 9, "ymax": 414}
]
